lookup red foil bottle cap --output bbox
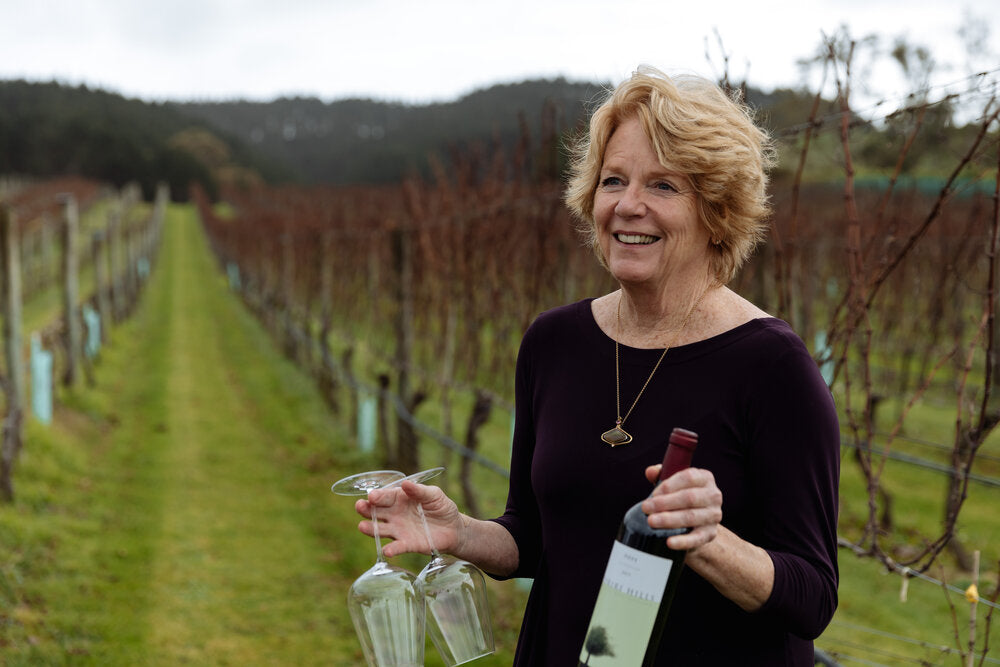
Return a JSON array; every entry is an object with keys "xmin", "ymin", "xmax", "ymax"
[{"xmin": 659, "ymin": 428, "xmax": 699, "ymax": 481}]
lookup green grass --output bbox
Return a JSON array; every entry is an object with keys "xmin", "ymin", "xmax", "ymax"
[
  {"xmin": 826, "ymin": 380, "xmax": 1000, "ymax": 664},
  {"xmin": 0, "ymin": 204, "xmax": 524, "ymax": 665},
  {"xmin": 828, "ymin": 452, "xmax": 1000, "ymax": 664}
]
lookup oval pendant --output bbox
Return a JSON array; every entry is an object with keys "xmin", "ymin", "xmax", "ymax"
[{"xmin": 601, "ymin": 426, "xmax": 633, "ymax": 447}]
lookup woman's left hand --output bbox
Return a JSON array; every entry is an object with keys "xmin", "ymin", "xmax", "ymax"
[{"xmin": 642, "ymin": 465, "xmax": 723, "ymax": 551}]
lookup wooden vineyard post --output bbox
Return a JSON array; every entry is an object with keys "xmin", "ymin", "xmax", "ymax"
[
  {"xmin": 61, "ymin": 194, "xmax": 81, "ymax": 387},
  {"xmin": 376, "ymin": 373, "xmax": 392, "ymax": 467},
  {"xmin": 281, "ymin": 229, "xmax": 295, "ymax": 359},
  {"xmin": 392, "ymin": 227, "xmax": 419, "ymax": 472},
  {"xmin": 0, "ymin": 205, "xmax": 25, "ymax": 502},
  {"xmin": 460, "ymin": 391, "xmax": 493, "ymax": 518},
  {"xmin": 342, "ymin": 347, "xmax": 358, "ymax": 439},
  {"xmin": 41, "ymin": 222, "xmax": 55, "ymax": 297},
  {"xmin": 367, "ymin": 243, "xmax": 381, "ymax": 332},
  {"xmin": 108, "ymin": 202, "xmax": 125, "ymax": 323},
  {"xmin": 92, "ymin": 231, "xmax": 111, "ymax": 344},
  {"xmin": 21, "ymin": 228, "xmax": 39, "ymax": 299},
  {"xmin": 315, "ymin": 231, "xmax": 339, "ymax": 413},
  {"xmin": 123, "ymin": 221, "xmax": 136, "ymax": 314},
  {"xmin": 967, "ymin": 549, "xmax": 980, "ymax": 667},
  {"xmin": 318, "ymin": 231, "xmax": 334, "ymax": 331},
  {"xmin": 122, "ymin": 187, "xmax": 140, "ymax": 312}
]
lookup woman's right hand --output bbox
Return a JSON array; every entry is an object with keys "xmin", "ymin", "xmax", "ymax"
[{"xmin": 356, "ymin": 481, "xmax": 467, "ymax": 559}]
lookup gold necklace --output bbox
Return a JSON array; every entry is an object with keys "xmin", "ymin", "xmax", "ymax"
[{"xmin": 600, "ymin": 286, "xmax": 711, "ymax": 447}]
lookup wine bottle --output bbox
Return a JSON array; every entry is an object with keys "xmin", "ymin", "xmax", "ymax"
[{"xmin": 579, "ymin": 427, "xmax": 698, "ymax": 667}]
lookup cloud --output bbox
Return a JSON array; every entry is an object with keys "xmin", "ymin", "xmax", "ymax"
[{"xmin": 0, "ymin": 0, "xmax": 996, "ymax": 103}]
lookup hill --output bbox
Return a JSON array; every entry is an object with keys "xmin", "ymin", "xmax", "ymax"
[
  {"xmin": 0, "ymin": 78, "xmax": 610, "ymax": 194},
  {"xmin": 1, "ymin": 77, "xmax": 966, "ymax": 197},
  {"xmin": 0, "ymin": 80, "xmax": 290, "ymax": 200},
  {"xmin": 170, "ymin": 78, "xmax": 608, "ymax": 185}
]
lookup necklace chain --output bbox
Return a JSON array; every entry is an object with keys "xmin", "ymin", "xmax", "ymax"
[{"xmin": 610, "ymin": 285, "xmax": 712, "ymax": 439}]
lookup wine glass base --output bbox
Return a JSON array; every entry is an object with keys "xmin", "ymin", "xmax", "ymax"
[
  {"xmin": 331, "ymin": 470, "xmax": 405, "ymax": 496},
  {"xmin": 383, "ymin": 466, "xmax": 445, "ymax": 488}
]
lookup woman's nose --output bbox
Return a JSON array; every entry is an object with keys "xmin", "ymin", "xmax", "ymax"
[{"xmin": 614, "ymin": 185, "xmax": 645, "ymax": 217}]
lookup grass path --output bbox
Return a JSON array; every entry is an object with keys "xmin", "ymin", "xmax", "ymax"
[
  {"xmin": 1, "ymin": 204, "xmax": 378, "ymax": 664},
  {"xmin": 142, "ymin": 204, "xmax": 351, "ymax": 662}
]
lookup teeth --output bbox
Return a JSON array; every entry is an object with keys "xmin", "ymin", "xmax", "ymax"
[{"xmin": 616, "ymin": 233, "xmax": 658, "ymax": 245}]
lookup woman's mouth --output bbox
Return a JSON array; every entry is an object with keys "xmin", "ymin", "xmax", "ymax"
[{"xmin": 614, "ymin": 233, "xmax": 659, "ymax": 245}]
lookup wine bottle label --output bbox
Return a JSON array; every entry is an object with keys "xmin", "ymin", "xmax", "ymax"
[{"xmin": 579, "ymin": 541, "xmax": 673, "ymax": 665}]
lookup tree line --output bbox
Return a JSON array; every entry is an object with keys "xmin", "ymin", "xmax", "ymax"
[
  {"xmin": 7, "ymin": 72, "xmax": 983, "ymax": 205},
  {"xmin": 0, "ymin": 81, "xmax": 283, "ymax": 201}
]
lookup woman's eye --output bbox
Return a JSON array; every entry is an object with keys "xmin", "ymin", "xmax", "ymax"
[
  {"xmin": 654, "ymin": 181, "xmax": 677, "ymax": 193},
  {"xmin": 600, "ymin": 176, "xmax": 623, "ymax": 188}
]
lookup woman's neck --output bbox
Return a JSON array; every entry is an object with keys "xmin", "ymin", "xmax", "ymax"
[{"xmin": 617, "ymin": 277, "xmax": 717, "ymax": 343}]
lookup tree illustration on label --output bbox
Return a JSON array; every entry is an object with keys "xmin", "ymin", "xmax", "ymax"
[{"xmin": 580, "ymin": 625, "xmax": 615, "ymax": 666}]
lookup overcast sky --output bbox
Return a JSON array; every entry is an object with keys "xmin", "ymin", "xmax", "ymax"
[{"xmin": 1, "ymin": 0, "xmax": 997, "ymax": 107}]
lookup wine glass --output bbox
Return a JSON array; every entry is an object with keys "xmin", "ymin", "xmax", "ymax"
[
  {"xmin": 386, "ymin": 467, "xmax": 495, "ymax": 666},
  {"xmin": 332, "ymin": 470, "xmax": 424, "ymax": 667}
]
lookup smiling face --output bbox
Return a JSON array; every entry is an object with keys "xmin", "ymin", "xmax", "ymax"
[{"xmin": 593, "ymin": 115, "xmax": 712, "ymax": 295}]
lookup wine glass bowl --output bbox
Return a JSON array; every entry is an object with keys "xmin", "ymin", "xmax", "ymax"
[
  {"xmin": 348, "ymin": 561, "xmax": 425, "ymax": 667},
  {"xmin": 419, "ymin": 554, "xmax": 495, "ymax": 666}
]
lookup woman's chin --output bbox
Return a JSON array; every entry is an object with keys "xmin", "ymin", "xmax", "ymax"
[{"xmin": 608, "ymin": 260, "xmax": 660, "ymax": 288}]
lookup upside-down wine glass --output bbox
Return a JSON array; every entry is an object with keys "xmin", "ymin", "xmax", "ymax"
[
  {"xmin": 385, "ymin": 467, "xmax": 495, "ymax": 666},
  {"xmin": 331, "ymin": 469, "xmax": 424, "ymax": 667}
]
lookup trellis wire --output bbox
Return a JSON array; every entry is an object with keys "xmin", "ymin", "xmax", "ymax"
[
  {"xmin": 842, "ymin": 439, "xmax": 1000, "ymax": 488},
  {"xmin": 296, "ymin": 319, "xmax": 512, "ymax": 479},
  {"xmin": 839, "ymin": 536, "xmax": 1000, "ymax": 612},
  {"xmin": 828, "ymin": 619, "xmax": 1000, "ymax": 665},
  {"xmin": 823, "ymin": 638, "xmax": 935, "ymax": 666}
]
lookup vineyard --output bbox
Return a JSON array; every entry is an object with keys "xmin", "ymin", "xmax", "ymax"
[
  {"xmin": 0, "ymin": 176, "xmax": 164, "ymax": 498},
  {"xmin": 2, "ymin": 35, "xmax": 1000, "ymax": 665}
]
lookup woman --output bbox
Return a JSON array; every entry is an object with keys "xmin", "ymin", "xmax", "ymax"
[{"xmin": 357, "ymin": 67, "xmax": 840, "ymax": 665}]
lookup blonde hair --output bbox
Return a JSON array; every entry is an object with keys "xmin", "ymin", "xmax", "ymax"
[{"xmin": 564, "ymin": 66, "xmax": 776, "ymax": 283}]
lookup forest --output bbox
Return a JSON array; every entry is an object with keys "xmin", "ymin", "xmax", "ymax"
[{"xmin": 1, "ymin": 68, "xmax": 970, "ymax": 199}]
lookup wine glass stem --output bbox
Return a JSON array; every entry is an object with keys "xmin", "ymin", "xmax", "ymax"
[
  {"xmin": 370, "ymin": 499, "xmax": 386, "ymax": 563},
  {"xmin": 416, "ymin": 504, "xmax": 441, "ymax": 557}
]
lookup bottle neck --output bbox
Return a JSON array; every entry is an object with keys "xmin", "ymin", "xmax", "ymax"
[
  {"xmin": 658, "ymin": 444, "xmax": 694, "ymax": 481},
  {"xmin": 658, "ymin": 428, "xmax": 698, "ymax": 482}
]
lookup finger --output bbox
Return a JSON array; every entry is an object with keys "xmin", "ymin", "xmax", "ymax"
[
  {"xmin": 382, "ymin": 539, "xmax": 417, "ymax": 559},
  {"xmin": 365, "ymin": 487, "xmax": 398, "ymax": 507},
  {"xmin": 653, "ymin": 467, "xmax": 715, "ymax": 494},
  {"xmin": 358, "ymin": 517, "xmax": 394, "ymax": 536},
  {"xmin": 643, "ymin": 486, "xmax": 722, "ymax": 515},
  {"xmin": 357, "ymin": 519, "xmax": 375, "ymax": 538},
  {"xmin": 355, "ymin": 498, "xmax": 373, "ymax": 519},
  {"xmin": 358, "ymin": 516, "xmax": 406, "ymax": 545},
  {"xmin": 645, "ymin": 464, "xmax": 661, "ymax": 485},
  {"xmin": 358, "ymin": 521, "xmax": 427, "ymax": 559},
  {"xmin": 653, "ymin": 468, "xmax": 706, "ymax": 495},
  {"xmin": 358, "ymin": 526, "xmax": 405, "ymax": 558},
  {"xmin": 400, "ymin": 479, "xmax": 436, "ymax": 501},
  {"xmin": 401, "ymin": 481, "xmax": 452, "ymax": 513},
  {"xmin": 646, "ymin": 505, "xmax": 722, "ymax": 531},
  {"xmin": 666, "ymin": 525, "xmax": 718, "ymax": 551}
]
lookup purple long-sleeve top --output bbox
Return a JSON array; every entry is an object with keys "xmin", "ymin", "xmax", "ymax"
[{"xmin": 490, "ymin": 299, "xmax": 840, "ymax": 666}]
